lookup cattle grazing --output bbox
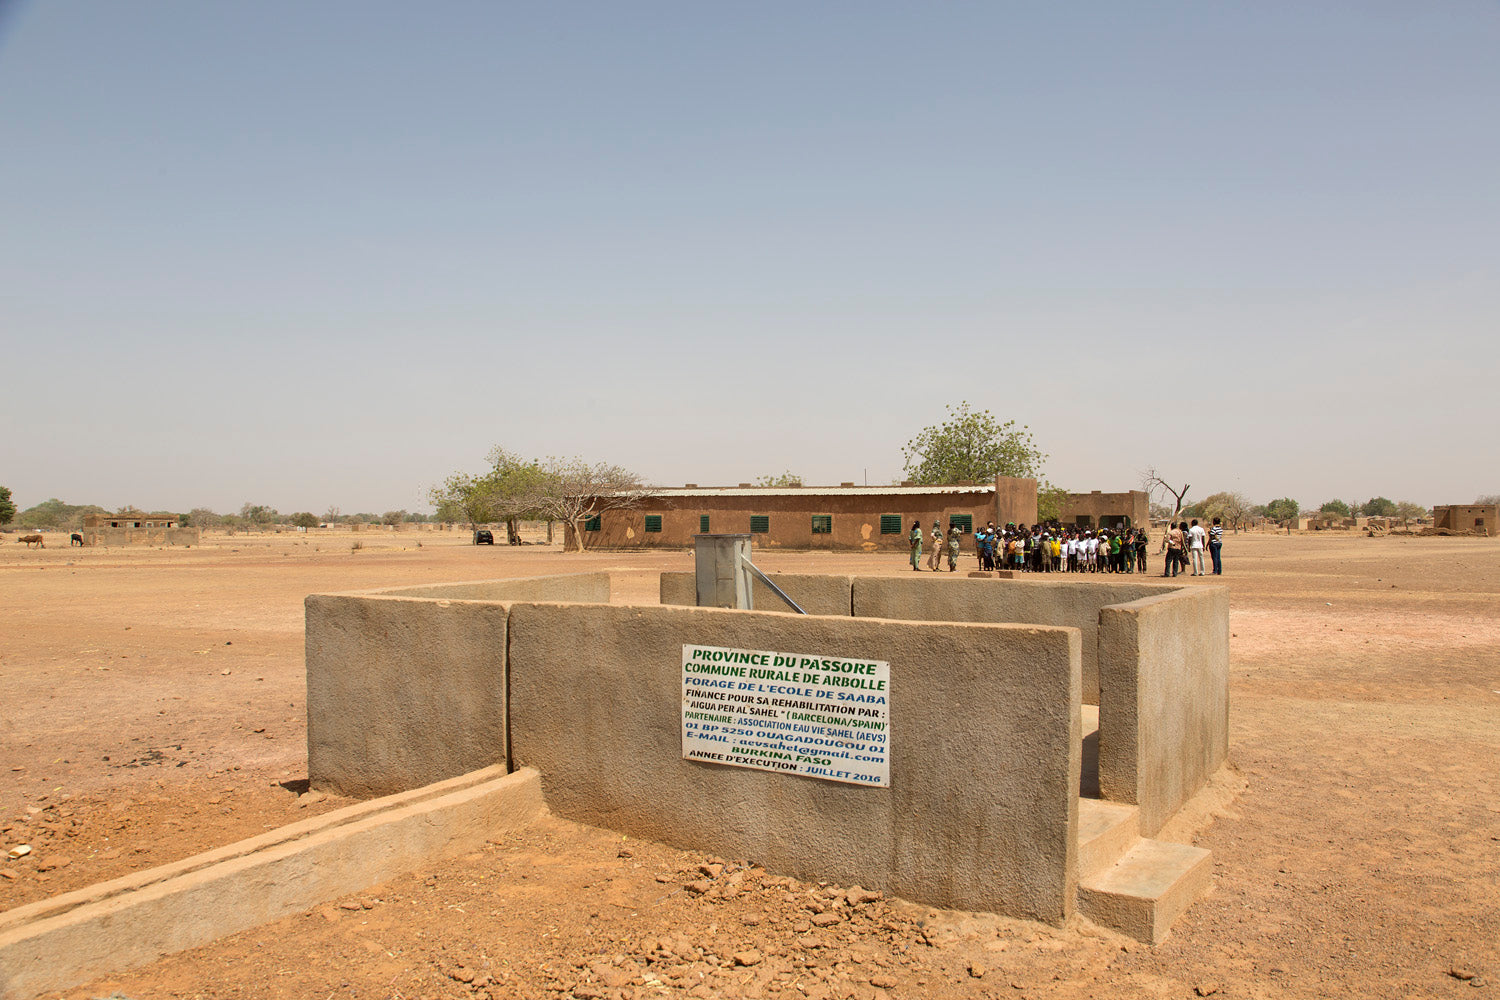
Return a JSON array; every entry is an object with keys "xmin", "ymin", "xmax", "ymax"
[
  {"xmin": 20, "ymin": 534, "xmax": 44, "ymax": 548},
  {"xmin": 71, "ymin": 533, "xmax": 85, "ymax": 546}
]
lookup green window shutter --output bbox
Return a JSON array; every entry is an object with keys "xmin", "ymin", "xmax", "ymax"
[
  {"xmin": 699, "ymin": 514, "xmax": 710, "ymax": 533},
  {"xmin": 644, "ymin": 515, "xmax": 662, "ymax": 533},
  {"xmin": 750, "ymin": 515, "xmax": 769, "ymax": 534},
  {"xmin": 949, "ymin": 514, "xmax": 973, "ymax": 533},
  {"xmin": 584, "ymin": 516, "xmax": 601, "ymax": 532},
  {"xmin": 879, "ymin": 514, "xmax": 902, "ymax": 534},
  {"xmin": 811, "ymin": 514, "xmax": 832, "ymax": 534}
]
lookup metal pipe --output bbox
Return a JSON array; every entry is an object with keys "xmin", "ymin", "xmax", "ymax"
[{"xmin": 740, "ymin": 556, "xmax": 807, "ymax": 615}]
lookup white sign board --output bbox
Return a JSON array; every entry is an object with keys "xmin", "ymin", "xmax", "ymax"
[{"xmin": 681, "ymin": 644, "xmax": 890, "ymax": 787}]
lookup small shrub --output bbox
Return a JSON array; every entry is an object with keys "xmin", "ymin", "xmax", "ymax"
[{"xmin": 350, "ymin": 540, "xmax": 363, "ymax": 552}]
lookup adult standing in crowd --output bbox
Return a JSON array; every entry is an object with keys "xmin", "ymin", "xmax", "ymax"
[
  {"xmin": 908, "ymin": 520, "xmax": 922, "ymax": 571},
  {"xmin": 976, "ymin": 523, "xmax": 994, "ymax": 570},
  {"xmin": 1209, "ymin": 516, "xmax": 1224, "ymax": 575},
  {"xmin": 1189, "ymin": 519, "xmax": 1207, "ymax": 576},
  {"xmin": 1165, "ymin": 522, "xmax": 1186, "ymax": 577},
  {"xmin": 947, "ymin": 524, "xmax": 961, "ymax": 571},
  {"xmin": 928, "ymin": 520, "xmax": 944, "ymax": 571}
]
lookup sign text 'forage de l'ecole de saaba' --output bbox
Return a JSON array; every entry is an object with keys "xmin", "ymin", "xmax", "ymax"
[{"xmin": 680, "ymin": 644, "xmax": 890, "ymax": 787}]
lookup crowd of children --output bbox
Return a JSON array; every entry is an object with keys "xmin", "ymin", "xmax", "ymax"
[
  {"xmin": 967, "ymin": 522, "xmax": 1151, "ymax": 574},
  {"xmin": 907, "ymin": 518, "xmax": 1226, "ymax": 576}
]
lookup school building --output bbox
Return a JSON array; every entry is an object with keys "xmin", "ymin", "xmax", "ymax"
[{"xmin": 571, "ymin": 477, "xmax": 1150, "ymax": 552}]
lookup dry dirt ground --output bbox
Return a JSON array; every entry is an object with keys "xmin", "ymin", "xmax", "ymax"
[{"xmin": 1, "ymin": 528, "xmax": 1496, "ymax": 1000}]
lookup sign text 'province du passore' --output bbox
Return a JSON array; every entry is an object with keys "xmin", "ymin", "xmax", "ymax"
[{"xmin": 681, "ymin": 644, "xmax": 890, "ymax": 786}]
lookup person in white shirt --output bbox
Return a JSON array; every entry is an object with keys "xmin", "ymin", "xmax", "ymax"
[{"xmin": 1188, "ymin": 519, "xmax": 1208, "ymax": 576}]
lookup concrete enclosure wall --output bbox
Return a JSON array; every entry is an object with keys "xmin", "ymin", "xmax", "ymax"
[
  {"xmin": 665, "ymin": 571, "xmax": 1185, "ymax": 708},
  {"xmin": 660, "ymin": 571, "xmax": 854, "ymax": 617},
  {"xmin": 852, "ymin": 576, "xmax": 1168, "ymax": 706},
  {"xmin": 307, "ymin": 595, "xmax": 511, "ymax": 798},
  {"xmin": 377, "ymin": 573, "xmax": 612, "ymax": 603},
  {"xmin": 304, "ymin": 570, "xmax": 1226, "ymax": 925},
  {"xmin": 506, "ymin": 602, "xmax": 1081, "ymax": 923},
  {"xmin": 1097, "ymin": 587, "xmax": 1230, "ymax": 836},
  {"xmin": 307, "ymin": 573, "xmax": 611, "ymax": 797}
]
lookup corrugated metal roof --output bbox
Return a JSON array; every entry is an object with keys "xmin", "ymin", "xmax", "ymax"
[{"xmin": 638, "ymin": 485, "xmax": 996, "ymax": 498}]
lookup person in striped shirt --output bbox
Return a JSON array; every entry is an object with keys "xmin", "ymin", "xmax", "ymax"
[{"xmin": 1209, "ymin": 517, "xmax": 1224, "ymax": 575}]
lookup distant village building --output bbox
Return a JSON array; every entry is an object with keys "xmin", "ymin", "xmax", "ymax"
[
  {"xmin": 1058, "ymin": 490, "xmax": 1150, "ymax": 531},
  {"xmin": 569, "ymin": 477, "xmax": 1150, "ymax": 551},
  {"xmin": 81, "ymin": 514, "xmax": 200, "ymax": 547},
  {"xmin": 1431, "ymin": 504, "xmax": 1498, "ymax": 537},
  {"xmin": 1294, "ymin": 515, "xmax": 1355, "ymax": 532}
]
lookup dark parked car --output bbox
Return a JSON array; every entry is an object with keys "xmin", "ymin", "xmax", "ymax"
[{"xmin": 473, "ymin": 529, "xmax": 494, "ymax": 545}]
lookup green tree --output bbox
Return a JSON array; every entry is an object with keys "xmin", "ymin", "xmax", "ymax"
[
  {"xmin": 239, "ymin": 503, "xmax": 277, "ymax": 528},
  {"xmin": 429, "ymin": 472, "xmax": 496, "ymax": 528},
  {"xmin": 1196, "ymin": 491, "xmax": 1252, "ymax": 531},
  {"xmin": 1319, "ymin": 499, "xmax": 1352, "ymax": 517},
  {"xmin": 429, "ymin": 448, "xmax": 551, "ymax": 541},
  {"xmin": 1359, "ymin": 496, "xmax": 1397, "ymax": 517},
  {"xmin": 290, "ymin": 512, "xmax": 321, "ymax": 529},
  {"xmin": 1393, "ymin": 501, "xmax": 1428, "ymax": 524},
  {"xmin": 483, "ymin": 448, "xmax": 556, "ymax": 543},
  {"xmin": 0, "ymin": 486, "xmax": 15, "ymax": 526},
  {"xmin": 17, "ymin": 498, "xmax": 108, "ymax": 531},
  {"xmin": 186, "ymin": 507, "xmax": 223, "ymax": 528},
  {"xmin": 902, "ymin": 402, "xmax": 1045, "ymax": 485},
  {"xmin": 381, "ymin": 510, "xmax": 408, "ymax": 526},
  {"xmin": 1036, "ymin": 483, "xmax": 1069, "ymax": 523},
  {"xmin": 1264, "ymin": 497, "xmax": 1300, "ymax": 522},
  {"xmin": 754, "ymin": 471, "xmax": 804, "ymax": 487},
  {"xmin": 431, "ymin": 497, "xmax": 463, "ymax": 524}
]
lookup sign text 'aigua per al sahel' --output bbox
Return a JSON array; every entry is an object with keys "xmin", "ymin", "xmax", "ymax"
[{"xmin": 681, "ymin": 644, "xmax": 890, "ymax": 787}]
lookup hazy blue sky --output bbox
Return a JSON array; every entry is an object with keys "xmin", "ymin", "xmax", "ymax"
[{"xmin": 2, "ymin": 1, "xmax": 1495, "ymax": 515}]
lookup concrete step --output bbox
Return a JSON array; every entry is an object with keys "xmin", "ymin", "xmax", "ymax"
[
  {"xmin": 1077, "ymin": 799, "xmax": 1140, "ymax": 878},
  {"xmin": 1078, "ymin": 838, "xmax": 1213, "ymax": 944}
]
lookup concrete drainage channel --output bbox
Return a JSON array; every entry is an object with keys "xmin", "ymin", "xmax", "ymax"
[{"xmin": 0, "ymin": 766, "xmax": 544, "ymax": 1000}]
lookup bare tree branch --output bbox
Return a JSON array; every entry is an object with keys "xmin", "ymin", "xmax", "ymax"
[
  {"xmin": 522, "ymin": 458, "xmax": 662, "ymax": 552},
  {"xmin": 1140, "ymin": 467, "xmax": 1190, "ymax": 552}
]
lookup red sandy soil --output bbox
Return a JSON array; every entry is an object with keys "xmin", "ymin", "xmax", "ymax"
[{"xmin": 1, "ymin": 528, "xmax": 1496, "ymax": 999}]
